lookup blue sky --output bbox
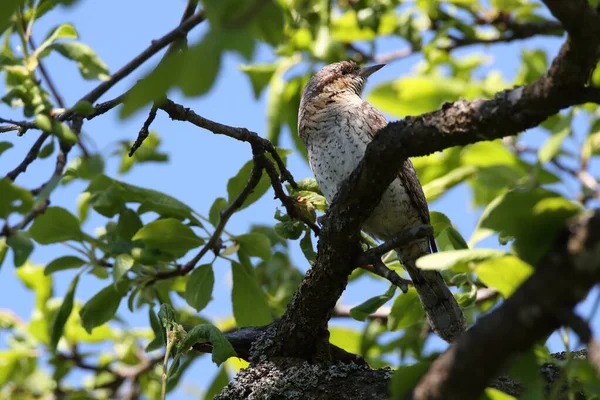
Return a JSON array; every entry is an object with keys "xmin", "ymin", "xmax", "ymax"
[{"xmin": 1, "ymin": 0, "xmax": 598, "ymax": 398}]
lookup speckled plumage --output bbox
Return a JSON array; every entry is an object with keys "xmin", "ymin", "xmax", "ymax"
[{"xmin": 298, "ymin": 61, "xmax": 465, "ymax": 342}]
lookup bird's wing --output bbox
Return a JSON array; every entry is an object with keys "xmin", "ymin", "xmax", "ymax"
[{"xmin": 361, "ymin": 101, "xmax": 437, "ymax": 252}]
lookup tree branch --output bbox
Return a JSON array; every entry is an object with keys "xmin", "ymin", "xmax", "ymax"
[
  {"xmin": 409, "ymin": 210, "xmax": 600, "ymax": 400},
  {"xmin": 260, "ymin": 0, "xmax": 600, "ymax": 363}
]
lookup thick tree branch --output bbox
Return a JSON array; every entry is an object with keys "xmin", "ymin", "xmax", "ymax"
[
  {"xmin": 261, "ymin": 0, "xmax": 600, "ymax": 363},
  {"xmin": 409, "ymin": 210, "xmax": 600, "ymax": 400}
]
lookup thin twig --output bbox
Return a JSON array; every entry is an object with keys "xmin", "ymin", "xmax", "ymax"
[
  {"xmin": 129, "ymin": 106, "xmax": 157, "ymax": 156},
  {"xmin": 63, "ymin": 9, "xmax": 206, "ymax": 118},
  {"xmin": 5, "ymin": 133, "xmax": 50, "ymax": 181},
  {"xmin": 129, "ymin": 0, "xmax": 199, "ymax": 156},
  {"xmin": 151, "ymin": 161, "xmax": 264, "ymax": 282},
  {"xmin": 356, "ymin": 225, "xmax": 433, "ymax": 266}
]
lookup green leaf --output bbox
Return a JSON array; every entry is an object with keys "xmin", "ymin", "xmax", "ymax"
[
  {"xmin": 516, "ymin": 49, "xmax": 547, "ymax": 85},
  {"xmin": 176, "ymin": 324, "xmax": 236, "ymax": 366},
  {"xmin": 299, "ymin": 229, "xmax": 317, "ymax": 263},
  {"xmin": 429, "ymin": 211, "xmax": 452, "ymax": 237},
  {"xmin": 184, "ymin": 264, "xmax": 215, "ymax": 312},
  {"xmin": 132, "ymin": 218, "xmax": 203, "ymax": 255},
  {"xmin": 480, "ymin": 388, "xmax": 517, "ymax": 400},
  {"xmin": 274, "ymin": 220, "xmax": 304, "ymax": 240},
  {"xmin": 37, "ymin": 140, "xmax": 55, "ymax": 159},
  {"xmin": 204, "ymin": 366, "xmax": 230, "ymax": 400},
  {"xmin": 0, "ymin": 0, "xmax": 24, "ymax": 34},
  {"xmin": 0, "ymin": 239, "xmax": 7, "ymax": 271},
  {"xmin": 231, "ymin": 262, "xmax": 272, "ymax": 327},
  {"xmin": 116, "ymin": 208, "xmax": 142, "ymax": 241},
  {"xmin": 436, "ymin": 226, "xmax": 469, "ymax": 251},
  {"xmin": 63, "ymin": 154, "xmax": 105, "ymax": 182},
  {"xmin": 329, "ymin": 327, "xmax": 362, "ymax": 355},
  {"xmin": 35, "ymin": 114, "xmax": 53, "ymax": 131},
  {"xmin": 227, "ymin": 160, "xmax": 270, "ymax": 211},
  {"xmin": 146, "ymin": 306, "xmax": 165, "ymax": 352},
  {"xmin": 29, "ymin": 207, "xmax": 83, "ymax": 244},
  {"xmin": 119, "ymin": 132, "xmax": 168, "ymax": 174},
  {"xmin": 79, "ymin": 281, "xmax": 128, "ymax": 333},
  {"xmin": 391, "ymin": 361, "xmax": 432, "ymax": 398},
  {"xmin": 474, "ymin": 188, "xmax": 581, "ymax": 264},
  {"xmin": 250, "ymin": 1, "xmax": 284, "ymax": 46},
  {"xmin": 416, "ymin": 249, "xmax": 506, "ymax": 272},
  {"xmin": 234, "ymin": 233, "xmax": 271, "ymax": 260},
  {"xmin": 296, "ymin": 178, "xmax": 321, "ymax": 193},
  {"xmin": 16, "ymin": 263, "xmax": 52, "ymax": 310},
  {"xmin": 44, "ymin": 255, "xmax": 86, "ymax": 275},
  {"xmin": 49, "ymin": 41, "xmax": 109, "ymax": 80},
  {"xmin": 209, "ymin": 197, "xmax": 228, "ymax": 226},
  {"xmin": 0, "ymin": 141, "xmax": 13, "ymax": 157},
  {"xmin": 112, "ymin": 254, "xmax": 134, "ymax": 286},
  {"xmin": 49, "ymin": 274, "xmax": 79, "ymax": 351},
  {"xmin": 538, "ymin": 128, "xmax": 569, "ymax": 164},
  {"xmin": 71, "ymin": 100, "xmax": 96, "ymax": 116},
  {"xmin": 476, "ymin": 256, "xmax": 533, "ymax": 298},
  {"xmin": 454, "ymin": 284, "xmax": 478, "ymax": 308},
  {"xmin": 266, "ymin": 57, "xmax": 299, "ymax": 144},
  {"xmin": 85, "ymin": 175, "xmax": 198, "ymax": 223},
  {"xmin": 239, "ymin": 63, "xmax": 278, "ymax": 99},
  {"xmin": 158, "ymin": 303, "xmax": 177, "ymax": 331},
  {"xmin": 422, "ymin": 165, "xmax": 476, "ymax": 201},
  {"xmin": 0, "ymin": 178, "xmax": 33, "ymax": 219},
  {"xmin": 387, "ymin": 288, "xmax": 425, "ymax": 331},
  {"xmin": 7, "ymin": 231, "xmax": 33, "ymax": 267},
  {"xmin": 35, "ymin": 23, "xmax": 78, "ymax": 57},
  {"xmin": 350, "ymin": 285, "xmax": 395, "ymax": 321},
  {"xmin": 50, "ymin": 120, "xmax": 78, "ymax": 144},
  {"xmin": 368, "ymin": 75, "xmax": 472, "ymax": 117},
  {"xmin": 121, "ymin": 28, "xmax": 238, "ymax": 117}
]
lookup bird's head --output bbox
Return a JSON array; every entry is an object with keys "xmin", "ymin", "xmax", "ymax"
[{"xmin": 301, "ymin": 60, "xmax": 385, "ymax": 103}]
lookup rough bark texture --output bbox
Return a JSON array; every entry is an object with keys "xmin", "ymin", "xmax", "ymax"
[
  {"xmin": 215, "ymin": 0, "xmax": 600, "ymax": 398},
  {"xmin": 259, "ymin": 0, "xmax": 600, "ymax": 365},
  {"xmin": 215, "ymin": 361, "xmax": 392, "ymax": 400},
  {"xmin": 409, "ymin": 211, "xmax": 600, "ymax": 400},
  {"xmin": 214, "ymin": 351, "xmax": 587, "ymax": 400}
]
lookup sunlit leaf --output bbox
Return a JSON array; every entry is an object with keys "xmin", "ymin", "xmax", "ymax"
[
  {"xmin": 44, "ymin": 255, "xmax": 86, "ymax": 275},
  {"xmin": 234, "ymin": 233, "xmax": 271, "ymax": 260},
  {"xmin": 473, "ymin": 188, "xmax": 581, "ymax": 264},
  {"xmin": 132, "ymin": 218, "xmax": 204, "ymax": 255},
  {"xmin": 475, "ymin": 256, "xmax": 533, "ymax": 298},
  {"xmin": 29, "ymin": 207, "xmax": 83, "ymax": 244},
  {"xmin": 50, "ymin": 41, "xmax": 109, "ymax": 80},
  {"xmin": 387, "ymin": 288, "xmax": 425, "ymax": 331},
  {"xmin": 416, "ymin": 249, "xmax": 506, "ymax": 272}
]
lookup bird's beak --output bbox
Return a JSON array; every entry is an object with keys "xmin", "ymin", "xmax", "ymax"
[{"xmin": 359, "ymin": 63, "xmax": 385, "ymax": 78}]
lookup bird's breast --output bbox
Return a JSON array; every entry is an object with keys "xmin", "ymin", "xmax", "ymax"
[
  {"xmin": 303, "ymin": 107, "xmax": 370, "ymax": 203},
  {"xmin": 301, "ymin": 102, "xmax": 422, "ymax": 242}
]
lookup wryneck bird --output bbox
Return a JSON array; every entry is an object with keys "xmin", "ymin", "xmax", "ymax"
[{"xmin": 298, "ymin": 60, "xmax": 466, "ymax": 342}]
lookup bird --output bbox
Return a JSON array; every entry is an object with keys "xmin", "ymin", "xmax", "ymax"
[{"xmin": 297, "ymin": 60, "xmax": 466, "ymax": 342}]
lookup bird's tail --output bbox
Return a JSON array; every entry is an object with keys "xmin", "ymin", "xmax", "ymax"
[{"xmin": 403, "ymin": 257, "xmax": 466, "ymax": 342}]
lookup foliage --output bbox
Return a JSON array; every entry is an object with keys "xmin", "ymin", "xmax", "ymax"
[{"xmin": 0, "ymin": 0, "xmax": 598, "ymax": 399}]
